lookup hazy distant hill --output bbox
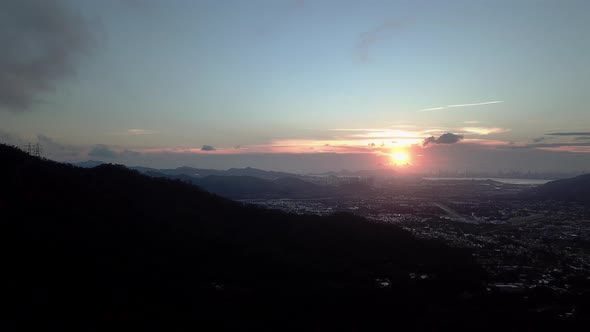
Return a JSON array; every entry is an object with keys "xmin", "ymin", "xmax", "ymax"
[
  {"xmin": 225, "ymin": 167, "xmax": 300, "ymax": 180},
  {"xmin": 146, "ymin": 172, "xmax": 333, "ymax": 199},
  {"xmin": 1, "ymin": 144, "xmax": 492, "ymax": 328},
  {"xmin": 194, "ymin": 175, "xmax": 328, "ymax": 199},
  {"xmin": 73, "ymin": 160, "xmax": 303, "ymax": 180},
  {"xmin": 526, "ymin": 174, "xmax": 590, "ymax": 205},
  {"xmin": 130, "ymin": 165, "xmax": 301, "ymax": 180},
  {"xmin": 72, "ymin": 161, "xmax": 374, "ymax": 199},
  {"xmin": 73, "ymin": 160, "xmax": 106, "ymax": 168}
]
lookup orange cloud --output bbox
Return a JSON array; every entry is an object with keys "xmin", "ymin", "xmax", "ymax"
[{"xmin": 137, "ymin": 126, "xmax": 517, "ymax": 157}]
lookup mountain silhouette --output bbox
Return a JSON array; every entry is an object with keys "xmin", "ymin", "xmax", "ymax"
[{"xmin": 1, "ymin": 143, "xmax": 574, "ymax": 329}]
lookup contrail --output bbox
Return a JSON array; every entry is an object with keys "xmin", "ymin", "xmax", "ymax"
[
  {"xmin": 447, "ymin": 101, "xmax": 504, "ymax": 108},
  {"xmin": 417, "ymin": 101, "xmax": 503, "ymax": 112}
]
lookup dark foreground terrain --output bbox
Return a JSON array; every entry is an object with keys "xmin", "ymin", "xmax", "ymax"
[{"xmin": 1, "ymin": 144, "xmax": 587, "ymax": 330}]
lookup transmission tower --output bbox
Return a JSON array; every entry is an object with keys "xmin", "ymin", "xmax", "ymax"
[{"xmin": 23, "ymin": 142, "xmax": 43, "ymax": 158}]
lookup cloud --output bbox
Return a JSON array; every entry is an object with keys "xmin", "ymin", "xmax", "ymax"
[
  {"xmin": 121, "ymin": 149, "xmax": 142, "ymax": 157},
  {"xmin": 546, "ymin": 132, "xmax": 590, "ymax": 136},
  {"xmin": 464, "ymin": 120, "xmax": 480, "ymax": 124},
  {"xmin": 201, "ymin": 144, "xmax": 216, "ymax": 151},
  {"xmin": 460, "ymin": 127, "xmax": 510, "ymax": 135},
  {"xmin": 37, "ymin": 134, "xmax": 82, "ymax": 158},
  {"xmin": 107, "ymin": 129, "xmax": 159, "ymax": 135},
  {"xmin": 422, "ymin": 136, "xmax": 437, "ymax": 146},
  {"xmin": 417, "ymin": 101, "xmax": 503, "ymax": 112},
  {"xmin": 447, "ymin": 101, "xmax": 504, "ymax": 108},
  {"xmin": 0, "ymin": 131, "xmax": 25, "ymax": 147},
  {"xmin": 87, "ymin": 144, "xmax": 142, "ymax": 160},
  {"xmin": 423, "ymin": 133, "xmax": 464, "ymax": 146},
  {"xmin": 88, "ymin": 145, "xmax": 118, "ymax": 159},
  {"xmin": 436, "ymin": 133, "xmax": 464, "ymax": 144},
  {"xmin": 528, "ymin": 142, "xmax": 590, "ymax": 148},
  {"xmin": 0, "ymin": 0, "xmax": 95, "ymax": 112},
  {"xmin": 355, "ymin": 20, "xmax": 400, "ymax": 62},
  {"xmin": 532, "ymin": 137, "xmax": 546, "ymax": 143},
  {"xmin": 126, "ymin": 129, "xmax": 157, "ymax": 135}
]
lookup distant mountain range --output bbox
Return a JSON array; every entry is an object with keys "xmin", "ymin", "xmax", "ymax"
[
  {"xmin": 74, "ymin": 160, "xmax": 107, "ymax": 168},
  {"xmin": 76, "ymin": 160, "xmax": 307, "ymax": 179},
  {"xmin": 74, "ymin": 161, "xmax": 372, "ymax": 199},
  {"xmin": 75, "ymin": 160, "xmax": 401, "ymax": 179}
]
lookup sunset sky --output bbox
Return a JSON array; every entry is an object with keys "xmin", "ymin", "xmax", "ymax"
[{"xmin": 1, "ymin": 0, "xmax": 590, "ymax": 173}]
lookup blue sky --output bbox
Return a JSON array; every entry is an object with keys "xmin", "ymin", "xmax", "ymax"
[{"xmin": 1, "ymin": 0, "xmax": 589, "ymax": 172}]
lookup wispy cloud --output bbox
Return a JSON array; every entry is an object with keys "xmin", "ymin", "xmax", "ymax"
[
  {"xmin": 127, "ymin": 129, "xmax": 158, "ymax": 135},
  {"xmin": 537, "ymin": 146, "xmax": 590, "ymax": 153},
  {"xmin": 447, "ymin": 101, "xmax": 504, "ymax": 108},
  {"xmin": 546, "ymin": 132, "xmax": 590, "ymax": 136},
  {"xmin": 331, "ymin": 128, "xmax": 393, "ymax": 132},
  {"xmin": 355, "ymin": 20, "xmax": 401, "ymax": 62},
  {"xmin": 0, "ymin": 0, "xmax": 95, "ymax": 112},
  {"xmin": 108, "ymin": 129, "xmax": 159, "ymax": 135},
  {"xmin": 460, "ymin": 127, "xmax": 510, "ymax": 135},
  {"xmin": 417, "ymin": 101, "xmax": 503, "ymax": 112}
]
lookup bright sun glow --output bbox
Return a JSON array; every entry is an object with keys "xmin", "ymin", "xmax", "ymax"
[{"xmin": 391, "ymin": 152, "xmax": 409, "ymax": 165}]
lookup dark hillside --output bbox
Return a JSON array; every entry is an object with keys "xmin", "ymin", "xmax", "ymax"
[
  {"xmin": 524, "ymin": 174, "xmax": 590, "ymax": 205},
  {"xmin": 0, "ymin": 144, "xmax": 563, "ymax": 329}
]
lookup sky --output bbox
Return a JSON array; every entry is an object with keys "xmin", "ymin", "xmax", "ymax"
[{"xmin": 1, "ymin": 0, "xmax": 590, "ymax": 173}]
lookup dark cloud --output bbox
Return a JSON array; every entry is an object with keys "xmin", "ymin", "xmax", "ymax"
[
  {"xmin": 546, "ymin": 132, "xmax": 590, "ymax": 136},
  {"xmin": 496, "ymin": 142, "xmax": 590, "ymax": 153},
  {"xmin": 201, "ymin": 145, "xmax": 216, "ymax": 151},
  {"xmin": 89, "ymin": 145, "xmax": 118, "ymax": 159},
  {"xmin": 437, "ymin": 133, "xmax": 464, "ymax": 144},
  {"xmin": 0, "ymin": 0, "xmax": 94, "ymax": 112},
  {"xmin": 527, "ymin": 142, "xmax": 590, "ymax": 148},
  {"xmin": 422, "ymin": 136, "xmax": 437, "ymax": 146},
  {"xmin": 423, "ymin": 133, "xmax": 464, "ymax": 146},
  {"xmin": 575, "ymin": 136, "xmax": 590, "ymax": 141},
  {"xmin": 532, "ymin": 137, "xmax": 546, "ymax": 143}
]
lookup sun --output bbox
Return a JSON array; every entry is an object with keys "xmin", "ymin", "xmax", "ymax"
[{"xmin": 391, "ymin": 151, "xmax": 410, "ymax": 166}]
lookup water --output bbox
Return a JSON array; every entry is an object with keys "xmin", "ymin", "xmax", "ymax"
[{"xmin": 423, "ymin": 177, "xmax": 551, "ymax": 185}]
